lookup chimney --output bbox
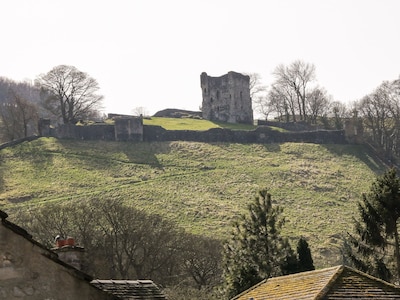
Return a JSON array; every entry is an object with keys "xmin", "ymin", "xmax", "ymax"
[{"xmin": 52, "ymin": 236, "xmax": 85, "ymax": 271}]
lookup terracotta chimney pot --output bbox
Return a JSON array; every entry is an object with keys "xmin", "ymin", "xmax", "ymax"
[
  {"xmin": 66, "ymin": 237, "xmax": 75, "ymax": 246},
  {"xmin": 56, "ymin": 239, "xmax": 66, "ymax": 247}
]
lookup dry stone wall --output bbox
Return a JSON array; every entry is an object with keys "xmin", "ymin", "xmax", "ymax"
[
  {"xmin": 37, "ymin": 116, "xmax": 352, "ymax": 145},
  {"xmin": 143, "ymin": 125, "xmax": 347, "ymax": 144}
]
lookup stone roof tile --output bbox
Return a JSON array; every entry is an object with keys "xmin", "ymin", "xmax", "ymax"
[
  {"xmin": 232, "ymin": 265, "xmax": 400, "ymax": 300},
  {"xmin": 91, "ymin": 279, "xmax": 167, "ymax": 299}
]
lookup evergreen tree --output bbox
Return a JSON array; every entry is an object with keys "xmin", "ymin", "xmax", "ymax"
[
  {"xmin": 297, "ymin": 237, "xmax": 315, "ymax": 272},
  {"xmin": 222, "ymin": 189, "xmax": 298, "ymax": 299},
  {"xmin": 346, "ymin": 168, "xmax": 400, "ymax": 282}
]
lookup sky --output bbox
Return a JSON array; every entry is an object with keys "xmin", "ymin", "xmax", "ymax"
[{"xmin": 1, "ymin": 0, "xmax": 399, "ymax": 117}]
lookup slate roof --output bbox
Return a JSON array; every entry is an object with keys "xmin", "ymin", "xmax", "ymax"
[
  {"xmin": 91, "ymin": 280, "xmax": 167, "ymax": 300},
  {"xmin": 232, "ymin": 265, "xmax": 400, "ymax": 300}
]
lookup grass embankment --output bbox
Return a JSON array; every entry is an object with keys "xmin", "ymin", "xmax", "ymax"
[
  {"xmin": 0, "ymin": 135, "xmax": 385, "ymax": 268},
  {"xmin": 143, "ymin": 116, "xmax": 257, "ymax": 130}
]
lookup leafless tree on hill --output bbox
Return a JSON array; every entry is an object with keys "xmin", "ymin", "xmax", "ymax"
[
  {"xmin": 35, "ymin": 65, "xmax": 103, "ymax": 124},
  {"xmin": 306, "ymin": 86, "xmax": 331, "ymax": 124},
  {"xmin": 358, "ymin": 79, "xmax": 400, "ymax": 158},
  {"xmin": 272, "ymin": 60, "xmax": 316, "ymax": 121},
  {"xmin": 0, "ymin": 89, "xmax": 38, "ymax": 141}
]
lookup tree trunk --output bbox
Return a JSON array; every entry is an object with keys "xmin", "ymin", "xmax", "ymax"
[{"xmin": 394, "ymin": 226, "xmax": 400, "ymax": 280}]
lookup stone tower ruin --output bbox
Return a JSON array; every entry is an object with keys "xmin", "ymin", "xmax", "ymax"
[{"xmin": 201, "ymin": 71, "xmax": 253, "ymax": 124}]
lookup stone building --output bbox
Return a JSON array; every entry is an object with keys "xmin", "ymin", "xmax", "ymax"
[
  {"xmin": 0, "ymin": 210, "xmax": 167, "ymax": 300},
  {"xmin": 200, "ymin": 71, "xmax": 253, "ymax": 124},
  {"xmin": 0, "ymin": 210, "xmax": 115, "ymax": 300}
]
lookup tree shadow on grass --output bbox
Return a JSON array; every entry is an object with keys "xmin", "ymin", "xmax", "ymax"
[
  {"xmin": 322, "ymin": 144, "xmax": 388, "ymax": 174},
  {"xmin": 56, "ymin": 139, "xmax": 169, "ymax": 169},
  {"xmin": 121, "ymin": 142, "xmax": 169, "ymax": 169}
]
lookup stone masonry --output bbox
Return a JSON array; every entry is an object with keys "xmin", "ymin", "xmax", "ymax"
[
  {"xmin": 0, "ymin": 211, "xmax": 116, "ymax": 300},
  {"xmin": 201, "ymin": 71, "xmax": 253, "ymax": 124}
]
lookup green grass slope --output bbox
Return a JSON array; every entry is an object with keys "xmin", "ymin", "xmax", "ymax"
[
  {"xmin": 143, "ymin": 116, "xmax": 257, "ymax": 130},
  {"xmin": 0, "ymin": 137, "xmax": 386, "ymax": 268}
]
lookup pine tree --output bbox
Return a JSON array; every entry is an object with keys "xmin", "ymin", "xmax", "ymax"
[
  {"xmin": 222, "ymin": 189, "xmax": 298, "ymax": 298},
  {"xmin": 297, "ymin": 237, "xmax": 315, "ymax": 272},
  {"xmin": 346, "ymin": 168, "xmax": 400, "ymax": 282}
]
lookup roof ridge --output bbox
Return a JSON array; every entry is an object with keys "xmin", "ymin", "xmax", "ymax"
[
  {"xmin": 231, "ymin": 266, "xmax": 343, "ymax": 300},
  {"xmin": 314, "ymin": 265, "xmax": 344, "ymax": 299},
  {"xmin": 268, "ymin": 265, "xmax": 342, "ymax": 282}
]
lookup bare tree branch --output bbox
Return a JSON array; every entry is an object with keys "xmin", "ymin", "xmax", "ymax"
[{"xmin": 35, "ymin": 65, "xmax": 103, "ymax": 124}]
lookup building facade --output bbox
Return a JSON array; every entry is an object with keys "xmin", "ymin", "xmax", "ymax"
[
  {"xmin": 0, "ymin": 211, "xmax": 116, "ymax": 300},
  {"xmin": 0, "ymin": 210, "xmax": 167, "ymax": 300},
  {"xmin": 201, "ymin": 71, "xmax": 253, "ymax": 124}
]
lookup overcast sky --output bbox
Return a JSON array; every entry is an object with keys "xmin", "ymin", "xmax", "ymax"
[{"xmin": 1, "ymin": 0, "xmax": 399, "ymax": 116}]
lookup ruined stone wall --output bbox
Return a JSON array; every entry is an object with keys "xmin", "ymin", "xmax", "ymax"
[
  {"xmin": 47, "ymin": 117, "xmax": 143, "ymax": 141},
  {"xmin": 0, "ymin": 219, "xmax": 115, "ymax": 300},
  {"xmin": 344, "ymin": 117, "xmax": 364, "ymax": 144},
  {"xmin": 38, "ymin": 117, "xmax": 349, "ymax": 145},
  {"xmin": 114, "ymin": 117, "xmax": 143, "ymax": 141},
  {"xmin": 143, "ymin": 125, "xmax": 347, "ymax": 144},
  {"xmin": 201, "ymin": 71, "xmax": 253, "ymax": 124},
  {"xmin": 51, "ymin": 124, "xmax": 115, "ymax": 140},
  {"xmin": 0, "ymin": 136, "xmax": 40, "ymax": 151}
]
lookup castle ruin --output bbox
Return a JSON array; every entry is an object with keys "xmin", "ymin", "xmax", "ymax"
[{"xmin": 201, "ymin": 71, "xmax": 253, "ymax": 124}]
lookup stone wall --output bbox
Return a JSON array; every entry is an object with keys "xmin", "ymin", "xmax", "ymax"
[
  {"xmin": 344, "ymin": 117, "xmax": 364, "ymax": 144},
  {"xmin": 0, "ymin": 136, "xmax": 40, "ymax": 151},
  {"xmin": 0, "ymin": 215, "xmax": 115, "ymax": 300},
  {"xmin": 201, "ymin": 71, "xmax": 253, "ymax": 124},
  {"xmin": 114, "ymin": 117, "xmax": 143, "ymax": 141},
  {"xmin": 47, "ymin": 117, "xmax": 143, "ymax": 141},
  {"xmin": 38, "ymin": 117, "xmax": 350, "ymax": 145},
  {"xmin": 143, "ymin": 125, "xmax": 347, "ymax": 144},
  {"xmin": 51, "ymin": 124, "xmax": 116, "ymax": 140}
]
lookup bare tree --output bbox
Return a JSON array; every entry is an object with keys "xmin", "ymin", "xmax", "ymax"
[
  {"xmin": 131, "ymin": 106, "xmax": 149, "ymax": 117},
  {"xmin": 15, "ymin": 198, "xmax": 186, "ymax": 282},
  {"xmin": 306, "ymin": 87, "xmax": 331, "ymax": 124},
  {"xmin": 0, "ymin": 90, "xmax": 38, "ymax": 140},
  {"xmin": 244, "ymin": 73, "xmax": 267, "ymax": 100},
  {"xmin": 182, "ymin": 235, "xmax": 222, "ymax": 290},
  {"xmin": 270, "ymin": 82, "xmax": 298, "ymax": 122},
  {"xmin": 272, "ymin": 60, "xmax": 316, "ymax": 121},
  {"xmin": 358, "ymin": 80, "xmax": 400, "ymax": 157},
  {"xmin": 252, "ymin": 95, "xmax": 270, "ymax": 120},
  {"xmin": 331, "ymin": 101, "xmax": 349, "ymax": 130},
  {"xmin": 245, "ymin": 73, "xmax": 268, "ymax": 120},
  {"xmin": 35, "ymin": 65, "xmax": 103, "ymax": 124}
]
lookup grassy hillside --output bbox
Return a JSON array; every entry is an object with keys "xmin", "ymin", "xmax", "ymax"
[
  {"xmin": 142, "ymin": 116, "xmax": 257, "ymax": 130},
  {"xmin": 0, "ymin": 137, "xmax": 386, "ymax": 268}
]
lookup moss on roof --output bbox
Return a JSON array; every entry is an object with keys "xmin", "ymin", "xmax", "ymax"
[{"xmin": 232, "ymin": 265, "xmax": 400, "ymax": 300}]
